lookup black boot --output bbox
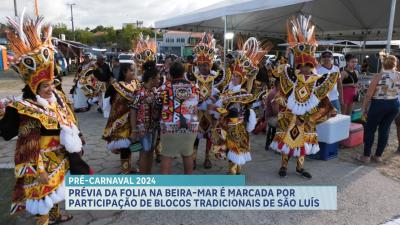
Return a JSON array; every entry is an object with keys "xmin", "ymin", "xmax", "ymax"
[
  {"xmin": 296, "ymin": 168, "xmax": 312, "ymax": 179},
  {"xmin": 278, "ymin": 167, "xmax": 287, "ymax": 178}
]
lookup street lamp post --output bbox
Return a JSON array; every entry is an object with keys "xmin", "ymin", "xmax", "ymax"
[
  {"xmin": 13, "ymin": 0, "xmax": 18, "ymax": 17},
  {"xmin": 67, "ymin": 3, "xmax": 76, "ymax": 41},
  {"xmin": 386, "ymin": 0, "xmax": 397, "ymax": 53}
]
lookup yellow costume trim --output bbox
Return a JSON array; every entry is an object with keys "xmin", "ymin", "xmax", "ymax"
[
  {"xmin": 112, "ymin": 80, "xmax": 139, "ymax": 102},
  {"xmin": 10, "ymin": 100, "xmax": 59, "ymax": 130},
  {"xmin": 314, "ymin": 72, "xmax": 340, "ymax": 99},
  {"xmin": 103, "ymin": 112, "xmax": 130, "ymax": 138}
]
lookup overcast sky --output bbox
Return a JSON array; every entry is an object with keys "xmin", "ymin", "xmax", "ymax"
[{"xmin": 0, "ymin": 0, "xmax": 224, "ymax": 28}]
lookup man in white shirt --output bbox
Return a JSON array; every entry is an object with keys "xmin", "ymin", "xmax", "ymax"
[{"xmin": 316, "ymin": 50, "xmax": 343, "ymax": 113}]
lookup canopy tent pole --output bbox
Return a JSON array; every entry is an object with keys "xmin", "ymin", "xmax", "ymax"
[
  {"xmin": 386, "ymin": 0, "xmax": 397, "ymax": 53},
  {"xmin": 224, "ymin": 15, "xmax": 227, "ymax": 73}
]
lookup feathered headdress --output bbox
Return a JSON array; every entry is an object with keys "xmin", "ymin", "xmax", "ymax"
[
  {"xmin": 133, "ymin": 33, "xmax": 157, "ymax": 66},
  {"xmin": 193, "ymin": 33, "xmax": 216, "ymax": 66},
  {"xmin": 232, "ymin": 36, "xmax": 271, "ymax": 84},
  {"xmin": 6, "ymin": 9, "xmax": 54, "ymax": 94},
  {"xmin": 286, "ymin": 14, "xmax": 317, "ymax": 68}
]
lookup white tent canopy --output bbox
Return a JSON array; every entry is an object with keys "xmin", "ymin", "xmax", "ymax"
[{"xmin": 155, "ymin": 0, "xmax": 399, "ymax": 42}]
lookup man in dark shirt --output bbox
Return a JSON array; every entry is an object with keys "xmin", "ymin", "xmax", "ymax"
[
  {"xmin": 94, "ymin": 54, "xmax": 112, "ymax": 83},
  {"xmin": 111, "ymin": 57, "xmax": 120, "ymax": 81},
  {"xmin": 93, "ymin": 54, "xmax": 112, "ymax": 114}
]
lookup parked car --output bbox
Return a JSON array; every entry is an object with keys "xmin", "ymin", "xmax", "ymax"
[{"xmin": 118, "ymin": 53, "xmax": 134, "ymax": 64}]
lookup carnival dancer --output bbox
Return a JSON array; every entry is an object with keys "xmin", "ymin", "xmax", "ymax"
[
  {"xmin": 270, "ymin": 15, "xmax": 339, "ymax": 179},
  {"xmin": 209, "ymin": 37, "xmax": 264, "ymax": 175},
  {"xmin": 0, "ymin": 12, "xmax": 87, "ymax": 224},
  {"xmin": 190, "ymin": 33, "xmax": 225, "ymax": 169},
  {"xmin": 103, "ymin": 34, "xmax": 156, "ymax": 174},
  {"xmin": 102, "ymin": 62, "xmax": 139, "ymax": 174},
  {"xmin": 70, "ymin": 53, "xmax": 95, "ymax": 112}
]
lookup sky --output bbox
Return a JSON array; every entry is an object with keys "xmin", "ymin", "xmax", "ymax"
[{"xmin": 0, "ymin": 0, "xmax": 225, "ymax": 29}]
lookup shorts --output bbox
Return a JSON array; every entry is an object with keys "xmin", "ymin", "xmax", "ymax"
[{"xmin": 161, "ymin": 133, "xmax": 197, "ymax": 157}]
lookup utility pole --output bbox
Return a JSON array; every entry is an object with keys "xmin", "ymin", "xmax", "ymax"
[
  {"xmin": 13, "ymin": 0, "xmax": 18, "ymax": 17},
  {"xmin": 67, "ymin": 3, "xmax": 76, "ymax": 41}
]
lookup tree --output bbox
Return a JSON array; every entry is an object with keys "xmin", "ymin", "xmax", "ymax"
[
  {"xmin": 52, "ymin": 23, "xmax": 73, "ymax": 40},
  {"xmin": 51, "ymin": 23, "xmax": 161, "ymax": 51}
]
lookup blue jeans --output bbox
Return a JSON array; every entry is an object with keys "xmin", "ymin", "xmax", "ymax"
[
  {"xmin": 364, "ymin": 99, "xmax": 399, "ymax": 157},
  {"xmin": 139, "ymin": 132, "xmax": 156, "ymax": 152},
  {"xmin": 330, "ymin": 99, "xmax": 341, "ymax": 113}
]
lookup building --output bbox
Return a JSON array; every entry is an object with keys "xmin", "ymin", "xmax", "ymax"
[{"xmin": 158, "ymin": 31, "xmax": 203, "ymax": 57}]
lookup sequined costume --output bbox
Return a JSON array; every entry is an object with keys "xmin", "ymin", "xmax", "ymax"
[
  {"xmin": 70, "ymin": 61, "xmax": 96, "ymax": 111},
  {"xmin": 211, "ymin": 37, "xmax": 266, "ymax": 174},
  {"xmin": 270, "ymin": 15, "xmax": 339, "ymax": 178},
  {"xmin": 190, "ymin": 33, "xmax": 227, "ymax": 169},
  {"xmin": 0, "ymin": 12, "xmax": 83, "ymax": 224},
  {"xmin": 103, "ymin": 80, "xmax": 139, "ymax": 173}
]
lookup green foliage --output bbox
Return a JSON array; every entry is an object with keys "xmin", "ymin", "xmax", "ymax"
[{"xmin": 51, "ymin": 23, "xmax": 161, "ymax": 51}]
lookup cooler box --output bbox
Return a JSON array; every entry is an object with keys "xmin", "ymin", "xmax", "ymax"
[
  {"xmin": 340, "ymin": 123, "xmax": 364, "ymax": 148},
  {"xmin": 351, "ymin": 109, "xmax": 362, "ymax": 122},
  {"xmin": 309, "ymin": 142, "xmax": 338, "ymax": 160},
  {"xmin": 316, "ymin": 114, "xmax": 351, "ymax": 144}
]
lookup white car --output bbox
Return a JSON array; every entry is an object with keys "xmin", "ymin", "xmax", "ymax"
[{"xmin": 118, "ymin": 53, "xmax": 134, "ymax": 64}]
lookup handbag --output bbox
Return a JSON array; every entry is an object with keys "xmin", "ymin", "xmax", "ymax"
[
  {"xmin": 129, "ymin": 141, "xmax": 143, "ymax": 152},
  {"xmin": 347, "ymin": 69, "xmax": 360, "ymax": 102}
]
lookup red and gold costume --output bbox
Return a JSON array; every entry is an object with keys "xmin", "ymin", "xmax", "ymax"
[
  {"xmin": 270, "ymin": 15, "xmax": 339, "ymax": 178},
  {"xmin": 1, "ymin": 11, "xmax": 83, "ymax": 224},
  {"xmin": 190, "ymin": 33, "xmax": 226, "ymax": 169},
  {"xmin": 103, "ymin": 34, "xmax": 155, "ymax": 173},
  {"xmin": 103, "ymin": 80, "xmax": 139, "ymax": 173},
  {"xmin": 212, "ymin": 37, "xmax": 267, "ymax": 174}
]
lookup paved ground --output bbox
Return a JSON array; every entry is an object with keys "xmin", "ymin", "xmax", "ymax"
[{"xmin": 0, "ymin": 71, "xmax": 399, "ymax": 225}]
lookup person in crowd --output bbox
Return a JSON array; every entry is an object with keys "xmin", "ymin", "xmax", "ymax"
[
  {"xmin": 271, "ymin": 15, "xmax": 338, "ymax": 179},
  {"xmin": 103, "ymin": 63, "xmax": 139, "ymax": 174},
  {"xmin": 317, "ymin": 50, "xmax": 343, "ymax": 112},
  {"xmin": 191, "ymin": 33, "xmax": 222, "ymax": 170},
  {"xmin": 158, "ymin": 61, "xmax": 199, "ymax": 174},
  {"xmin": 111, "ymin": 57, "xmax": 121, "ymax": 81},
  {"xmin": 264, "ymin": 78, "xmax": 280, "ymax": 150},
  {"xmin": 248, "ymin": 56, "xmax": 272, "ymax": 128},
  {"xmin": 361, "ymin": 59, "xmax": 369, "ymax": 73},
  {"xmin": 70, "ymin": 53, "xmax": 94, "ymax": 112},
  {"xmin": 183, "ymin": 55, "xmax": 195, "ymax": 84},
  {"xmin": 0, "ymin": 14, "xmax": 86, "ymax": 224},
  {"xmin": 341, "ymin": 54, "xmax": 359, "ymax": 115},
  {"xmin": 129, "ymin": 61, "xmax": 160, "ymax": 174},
  {"xmin": 359, "ymin": 55, "xmax": 400, "ymax": 163},
  {"xmin": 395, "ymin": 56, "xmax": 400, "ymax": 154},
  {"xmin": 94, "ymin": 54, "xmax": 113, "ymax": 114},
  {"xmin": 208, "ymin": 37, "xmax": 263, "ymax": 175},
  {"xmin": 256, "ymin": 59, "xmax": 271, "ymax": 90},
  {"xmin": 160, "ymin": 54, "xmax": 175, "ymax": 80}
]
